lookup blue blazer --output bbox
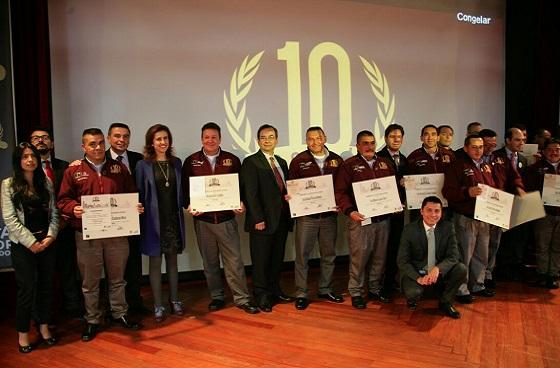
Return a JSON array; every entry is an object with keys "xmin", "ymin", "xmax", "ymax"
[{"xmin": 135, "ymin": 157, "xmax": 185, "ymax": 256}]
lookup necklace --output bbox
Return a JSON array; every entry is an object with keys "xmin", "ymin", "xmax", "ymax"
[{"xmin": 156, "ymin": 160, "xmax": 170, "ymax": 187}]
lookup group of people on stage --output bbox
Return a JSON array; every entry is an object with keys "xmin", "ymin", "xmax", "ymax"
[{"xmin": 2, "ymin": 120, "xmax": 558, "ymax": 353}]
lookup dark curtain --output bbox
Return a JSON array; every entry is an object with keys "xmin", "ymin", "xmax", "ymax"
[{"xmin": 10, "ymin": 0, "xmax": 52, "ymax": 143}]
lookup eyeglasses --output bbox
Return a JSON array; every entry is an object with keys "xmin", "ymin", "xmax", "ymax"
[{"xmin": 30, "ymin": 135, "xmax": 51, "ymax": 142}]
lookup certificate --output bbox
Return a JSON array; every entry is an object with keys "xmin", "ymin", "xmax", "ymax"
[
  {"xmin": 521, "ymin": 143, "xmax": 539, "ymax": 166},
  {"xmin": 81, "ymin": 193, "xmax": 140, "ymax": 240},
  {"xmin": 189, "ymin": 173, "xmax": 241, "ymax": 212},
  {"xmin": 286, "ymin": 174, "xmax": 337, "ymax": 218},
  {"xmin": 542, "ymin": 173, "xmax": 560, "ymax": 207},
  {"xmin": 509, "ymin": 191, "xmax": 546, "ymax": 229},
  {"xmin": 352, "ymin": 176, "xmax": 403, "ymax": 219},
  {"xmin": 403, "ymin": 173, "xmax": 448, "ymax": 210},
  {"xmin": 474, "ymin": 184, "xmax": 514, "ymax": 229}
]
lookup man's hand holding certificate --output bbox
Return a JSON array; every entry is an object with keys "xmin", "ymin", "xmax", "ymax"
[
  {"xmin": 81, "ymin": 193, "xmax": 141, "ymax": 240},
  {"xmin": 189, "ymin": 173, "xmax": 241, "ymax": 212},
  {"xmin": 352, "ymin": 176, "xmax": 403, "ymax": 219},
  {"xmin": 286, "ymin": 174, "xmax": 337, "ymax": 218}
]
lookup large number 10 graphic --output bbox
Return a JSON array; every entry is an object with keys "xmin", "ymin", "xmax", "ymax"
[{"xmin": 277, "ymin": 41, "xmax": 353, "ymax": 156}]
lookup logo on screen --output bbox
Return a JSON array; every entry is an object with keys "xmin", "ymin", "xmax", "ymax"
[{"xmin": 223, "ymin": 41, "xmax": 396, "ymax": 158}]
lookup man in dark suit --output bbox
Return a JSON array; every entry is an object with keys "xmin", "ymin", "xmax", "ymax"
[
  {"xmin": 493, "ymin": 127, "xmax": 528, "ymax": 281},
  {"xmin": 377, "ymin": 123, "xmax": 408, "ymax": 296},
  {"xmin": 30, "ymin": 127, "xmax": 84, "ymax": 319},
  {"xmin": 397, "ymin": 196, "xmax": 466, "ymax": 319},
  {"xmin": 105, "ymin": 122, "xmax": 148, "ymax": 315},
  {"xmin": 241, "ymin": 124, "xmax": 293, "ymax": 312}
]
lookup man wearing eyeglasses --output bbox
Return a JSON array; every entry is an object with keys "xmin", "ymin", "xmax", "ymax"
[
  {"xmin": 29, "ymin": 127, "xmax": 84, "ymax": 319},
  {"xmin": 240, "ymin": 124, "xmax": 294, "ymax": 312}
]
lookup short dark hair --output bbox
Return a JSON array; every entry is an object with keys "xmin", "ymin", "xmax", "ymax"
[
  {"xmin": 82, "ymin": 128, "xmax": 104, "ymax": 137},
  {"xmin": 257, "ymin": 124, "xmax": 278, "ymax": 139},
  {"xmin": 467, "ymin": 122, "xmax": 482, "ymax": 133},
  {"xmin": 534, "ymin": 128, "xmax": 550, "ymax": 138},
  {"xmin": 504, "ymin": 127, "xmax": 523, "ymax": 140},
  {"xmin": 29, "ymin": 126, "xmax": 53, "ymax": 140},
  {"xmin": 512, "ymin": 123, "xmax": 527, "ymax": 131},
  {"xmin": 464, "ymin": 134, "xmax": 482, "ymax": 146},
  {"xmin": 543, "ymin": 138, "xmax": 560, "ymax": 150},
  {"xmin": 144, "ymin": 124, "xmax": 174, "ymax": 160},
  {"xmin": 356, "ymin": 130, "xmax": 374, "ymax": 143},
  {"xmin": 306, "ymin": 126, "xmax": 325, "ymax": 135},
  {"xmin": 201, "ymin": 122, "xmax": 221, "ymax": 138},
  {"xmin": 421, "ymin": 124, "xmax": 438, "ymax": 136},
  {"xmin": 384, "ymin": 123, "xmax": 404, "ymax": 138},
  {"xmin": 108, "ymin": 122, "xmax": 130, "ymax": 135},
  {"xmin": 421, "ymin": 195, "xmax": 443, "ymax": 209},
  {"xmin": 437, "ymin": 125, "xmax": 453, "ymax": 134},
  {"xmin": 478, "ymin": 129, "xmax": 497, "ymax": 139}
]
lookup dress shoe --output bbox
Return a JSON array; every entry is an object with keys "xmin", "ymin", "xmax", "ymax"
[
  {"xmin": 368, "ymin": 291, "xmax": 391, "ymax": 304},
  {"xmin": 439, "ymin": 302, "xmax": 461, "ymax": 319},
  {"xmin": 258, "ymin": 302, "xmax": 272, "ymax": 313},
  {"xmin": 406, "ymin": 298, "xmax": 418, "ymax": 311},
  {"xmin": 351, "ymin": 296, "xmax": 366, "ymax": 309},
  {"xmin": 484, "ymin": 278, "xmax": 497, "ymax": 290},
  {"xmin": 81, "ymin": 323, "xmax": 99, "ymax": 342},
  {"xmin": 36, "ymin": 325, "xmax": 58, "ymax": 346},
  {"xmin": 208, "ymin": 299, "xmax": 226, "ymax": 311},
  {"xmin": 237, "ymin": 302, "xmax": 260, "ymax": 314},
  {"xmin": 169, "ymin": 300, "xmax": 185, "ymax": 315},
  {"xmin": 154, "ymin": 306, "xmax": 165, "ymax": 323},
  {"xmin": 546, "ymin": 277, "xmax": 559, "ymax": 289},
  {"xmin": 456, "ymin": 294, "xmax": 474, "ymax": 304},
  {"xmin": 18, "ymin": 343, "xmax": 33, "ymax": 353},
  {"xmin": 112, "ymin": 315, "xmax": 141, "ymax": 330},
  {"xmin": 472, "ymin": 288, "xmax": 495, "ymax": 297},
  {"xmin": 294, "ymin": 297, "xmax": 310, "ymax": 310},
  {"xmin": 318, "ymin": 292, "xmax": 344, "ymax": 303},
  {"xmin": 274, "ymin": 294, "xmax": 295, "ymax": 303}
]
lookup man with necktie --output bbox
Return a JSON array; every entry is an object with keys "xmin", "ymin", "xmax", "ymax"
[
  {"xmin": 105, "ymin": 122, "xmax": 148, "ymax": 315},
  {"xmin": 241, "ymin": 124, "xmax": 294, "ymax": 312},
  {"xmin": 397, "ymin": 196, "xmax": 466, "ymax": 318},
  {"xmin": 29, "ymin": 127, "xmax": 84, "ymax": 319}
]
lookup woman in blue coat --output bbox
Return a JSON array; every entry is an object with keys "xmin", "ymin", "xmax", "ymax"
[{"xmin": 136, "ymin": 124, "xmax": 185, "ymax": 322}]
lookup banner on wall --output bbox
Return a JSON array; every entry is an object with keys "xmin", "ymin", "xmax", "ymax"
[{"xmin": 0, "ymin": 0, "xmax": 17, "ymax": 269}]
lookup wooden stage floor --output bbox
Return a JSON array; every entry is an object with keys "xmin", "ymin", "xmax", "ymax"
[{"xmin": 0, "ymin": 268, "xmax": 559, "ymax": 368}]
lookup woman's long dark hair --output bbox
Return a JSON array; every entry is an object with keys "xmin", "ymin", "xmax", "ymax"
[
  {"xmin": 143, "ymin": 124, "xmax": 175, "ymax": 160},
  {"xmin": 10, "ymin": 142, "xmax": 50, "ymax": 208}
]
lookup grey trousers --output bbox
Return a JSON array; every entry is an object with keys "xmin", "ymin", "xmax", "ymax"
[
  {"xmin": 347, "ymin": 219, "xmax": 389, "ymax": 297},
  {"xmin": 401, "ymin": 262, "xmax": 467, "ymax": 304},
  {"xmin": 485, "ymin": 224, "xmax": 503, "ymax": 281},
  {"xmin": 294, "ymin": 215, "xmax": 337, "ymax": 297},
  {"xmin": 75, "ymin": 233, "xmax": 129, "ymax": 324},
  {"xmin": 454, "ymin": 214, "xmax": 489, "ymax": 296},
  {"xmin": 194, "ymin": 218, "xmax": 251, "ymax": 305},
  {"xmin": 534, "ymin": 214, "xmax": 560, "ymax": 276}
]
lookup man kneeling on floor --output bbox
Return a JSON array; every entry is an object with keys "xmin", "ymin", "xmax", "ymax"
[{"xmin": 397, "ymin": 196, "xmax": 467, "ymax": 319}]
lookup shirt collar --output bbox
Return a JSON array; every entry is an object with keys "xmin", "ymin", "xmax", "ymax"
[
  {"xmin": 109, "ymin": 148, "xmax": 128, "ymax": 160},
  {"xmin": 423, "ymin": 221, "xmax": 436, "ymax": 232}
]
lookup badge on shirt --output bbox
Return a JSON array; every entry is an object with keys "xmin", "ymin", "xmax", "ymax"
[
  {"xmin": 222, "ymin": 158, "xmax": 233, "ymax": 167},
  {"xmin": 110, "ymin": 164, "xmax": 122, "ymax": 174},
  {"xmin": 353, "ymin": 164, "xmax": 366, "ymax": 172},
  {"xmin": 441, "ymin": 155, "xmax": 451, "ymax": 163},
  {"xmin": 495, "ymin": 157, "xmax": 504, "ymax": 165},
  {"xmin": 416, "ymin": 159, "xmax": 428, "ymax": 167},
  {"xmin": 463, "ymin": 168, "xmax": 474, "ymax": 176},
  {"xmin": 329, "ymin": 159, "xmax": 339, "ymax": 168},
  {"xmin": 378, "ymin": 162, "xmax": 388, "ymax": 170},
  {"xmin": 299, "ymin": 161, "xmax": 313, "ymax": 170},
  {"xmin": 74, "ymin": 171, "xmax": 88, "ymax": 181},
  {"xmin": 191, "ymin": 160, "xmax": 204, "ymax": 167}
]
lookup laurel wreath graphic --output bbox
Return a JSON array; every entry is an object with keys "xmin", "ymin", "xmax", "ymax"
[
  {"xmin": 359, "ymin": 56, "xmax": 395, "ymax": 141},
  {"xmin": 223, "ymin": 51, "xmax": 264, "ymax": 154}
]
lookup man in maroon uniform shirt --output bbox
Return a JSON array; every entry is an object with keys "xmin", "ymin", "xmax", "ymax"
[
  {"xmin": 288, "ymin": 126, "xmax": 344, "ymax": 310},
  {"xmin": 335, "ymin": 130, "xmax": 395, "ymax": 309},
  {"xmin": 407, "ymin": 124, "xmax": 455, "ymax": 176}
]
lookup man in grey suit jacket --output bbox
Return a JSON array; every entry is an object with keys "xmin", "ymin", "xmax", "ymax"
[
  {"xmin": 397, "ymin": 196, "xmax": 466, "ymax": 319},
  {"xmin": 241, "ymin": 124, "xmax": 294, "ymax": 312}
]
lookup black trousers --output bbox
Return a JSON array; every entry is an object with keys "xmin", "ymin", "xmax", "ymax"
[
  {"xmin": 124, "ymin": 235, "xmax": 144, "ymax": 308},
  {"xmin": 11, "ymin": 242, "xmax": 57, "ymax": 332},
  {"xmin": 55, "ymin": 226, "xmax": 83, "ymax": 313},
  {"xmin": 400, "ymin": 263, "xmax": 467, "ymax": 304},
  {"xmin": 249, "ymin": 220, "xmax": 289, "ymax": 304},
  {"xmin": 383, "ymin": 213, "xmax": 404, "ymax": 292}
]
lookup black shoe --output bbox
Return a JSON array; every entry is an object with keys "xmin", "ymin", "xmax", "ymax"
[
  {"xmin": 406, "ymin": 298, "xmax": 418, "ymax": 311},
  {"xmin": 368, "ymin": 291, "xmax": 391, "ymax": 304},
  {"xmin": 484, "ymin": 279, "xmax": 497, "ymax": 290},
  {"xmin": 472, "ymin": 288, "xmax": 495, "ymax": 297},
  {"xmin": 317, "ymin": 292, "xmax": 344, "ymax": 303},
  {"xmin": 274, "ymin": 294, "xmax": 295, "ymax": 303},
  {"xmin": 258, "ymin": 302, "xmax": 272, "ymax": 313},
  {"xmin": 38, "ymin": 334, "xmax": 58, "ymax": 346},
  {"xmin": 456, "ymin": 294, "xmax": 474, "ymax": 304},
  {"xmin": 81, "ymin": 323, "xmax": 99, "ymax": 342},
  {"xmin": 439, "ymin": 302, "xmax": 461, "ymax": 319},
  {"xmin": 546, "ymin": 277, "xmax": 559, "ymax": 289},
  {"xmin": 208, "ymin": 299, "xmax": 226, "ymax": 311},
  {"xmin": 112, "ymin": 315, "xmax": 141, "ymax": 330},
  {"xmin": 351, "ymin": 296, "xmax": 366, "ymax": 309},
  {"xmin": 237, "ymin": 302, "xmax": 260, "ymax": 314},
  {"xmin": 295, "ymin": 297, "xmax": 310, "ymax": 310},
  {"xmin": 18, "ymin": 343, "xmax": 33, "ymax": 353}
]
